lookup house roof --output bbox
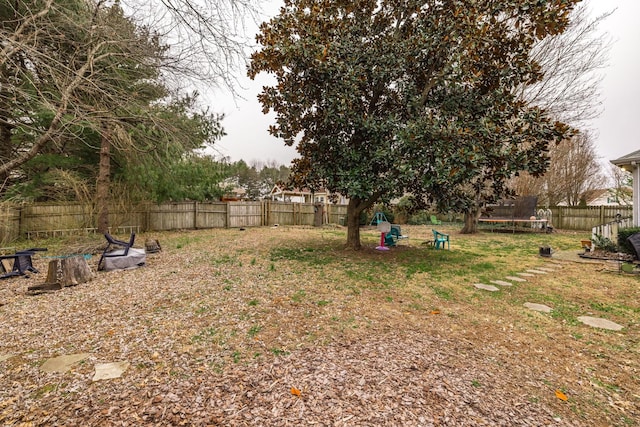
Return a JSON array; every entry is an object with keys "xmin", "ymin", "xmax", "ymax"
[
  {"xmin": 270, "ymin": 185, "xmax": 328, "ymax": 195},
  {"xmin": 611, "ymin": 149, "xmax": 640, "ymax": 168}
]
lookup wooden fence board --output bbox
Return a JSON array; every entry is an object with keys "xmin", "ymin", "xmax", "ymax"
[
  {"xmin": 21, "ymin": 203, "xmax": 92, "ymax": 233},
  {"xmin": 194, "ymin": 202, "xmax": 227, "ymax": 229},
  {"xmin": 228, "ymin": 202, "xmax": 262, "ymax": 228},
  {"xmin": 148, "ymin": 202, "xmax": 197, "ymax": 231},
  {"xmin": 549, "ymin": 206, "xmax": 632, "ymax": 230},
  {"xmin": 0, "ymin": 205, "xmax": 20, "ymax": 245}
]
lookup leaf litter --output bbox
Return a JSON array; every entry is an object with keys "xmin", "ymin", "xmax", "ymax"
[{"xmin": 0, "ymin": 226, "xmax": 638, "ymax": 426}]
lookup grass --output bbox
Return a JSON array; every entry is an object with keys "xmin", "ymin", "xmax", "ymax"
[{"xmin": 12, "ymin": 224, "xmax": 640, "ymax": 426}]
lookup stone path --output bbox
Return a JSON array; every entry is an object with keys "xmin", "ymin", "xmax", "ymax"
[
  {"xmin": 472, "ymin": 260, "xmax": 624, "ymax": 331},
  {"xmin": 490, "ymin": 280, "xmax": 512, "ymax": 287},
  {"xmin": 576, "ymin": 316, "xmax": 624, "ymax": 331},
  {"xmin": 523, "ymin": 302, "xmax": 553, "ymax": 313},
  {"xmin": 0, "ymin": 352, "xmax": 130, "ymax": 382}
]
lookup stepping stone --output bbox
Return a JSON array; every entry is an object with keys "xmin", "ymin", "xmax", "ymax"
[
  {"xmin": 526, "ymin": 269, "xmax": 548, "ymax": 274},
  {"xmin": 505, "ymin": 276, "xmax": 527, "ymax": 282},
  {"xmin": 577, "ymin": 316, "xmax": 623, "ymax": 331},
  {"xmin": 517, "ymin": 272, "xmax": 535, "ymax": 277},
  {"xmin": 537, "ymin": 267, "xmax": 556, "ymax": 272},
  {"xmin": 524, "ymin": 302, "xmax": 553, "ymax": 313},
  {"xmin": 490, "ymin": 280, "xmax": 513, "ymax": 287},
  {"xmin": 0, "ymin": 354, "xmax": 14, "ymax": 362},
  {"xmin": 93, "ymin": 361, "xmax": 130, "ymax": 381},
  {"xmin": 41, "ymin": 353, "xmax": 90, "ymax": 373},
  {"xmin": 474, "ymin": 283, "xmax": 500, "ymax": 292}
]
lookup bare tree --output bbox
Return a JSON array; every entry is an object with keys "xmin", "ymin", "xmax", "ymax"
[
  {"xmin": 510, "ymin": 132, "xmax": 606, "ymax": 206},
  {"xmin": 607, "ymin": 163, "xmax": 633, "ymax": 206},
  {"xmin": 122, "ymin": 0, "xmax": 260, "ymax": 94},
  {"xmin": 517, "ymin": 3, "xmax": 613, "ymax": 128}
]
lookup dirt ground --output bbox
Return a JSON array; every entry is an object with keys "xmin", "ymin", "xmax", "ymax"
[{"xmin": 0, "ymin": 225, "xmax": 638, "ymax": 426}]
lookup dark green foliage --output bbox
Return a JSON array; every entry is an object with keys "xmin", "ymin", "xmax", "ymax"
[
  {"xmin": 407, "ymin": 211, "xmax": 434, "ymax": 226},
  {"xmin": 124, "ymin": 154, "xmax": 231, "ymax": 203},
  {"xmin": 1, "ymin": 0, "xmax": 226, "ymax": 204},
  {"xmin": 618, "ymin": 227, "xmax": 640, "ymax": 256},
  {"xmin": 592, "ymin": 235, "xmax": 617, "ymax": 253},
  {"xmin": 249, "ymin": 0, "xmax": 578, "ymax": 247},
  {"xmin": 226, "ymin": 160, "xmax": 291, "ymax": 200}
]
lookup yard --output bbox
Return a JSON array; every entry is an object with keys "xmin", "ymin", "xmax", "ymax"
[{"xmin": 1, "ymin": 225, "xmax": 639, "ymax": 426}]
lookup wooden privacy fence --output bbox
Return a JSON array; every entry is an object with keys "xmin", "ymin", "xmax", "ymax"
[
  {"xmin": 0, "ymin": 201, "xmax": 349, "ymax": 242},
  {"xmin": 548, "ymin": 205, "xmax": 633, "ymax": 231},
  {"xmin": 0, "ymin": 201, "xmax": 630, "ymax": 243}
]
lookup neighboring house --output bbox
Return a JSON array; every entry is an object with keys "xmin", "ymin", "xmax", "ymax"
[
  {"xmin": 269, "ymin": 185, "xmax": 348, "ymax": 205},
  {"xmin": 611, "ymin": 149, "xmax": 640, "ymax": 227},
  {"xmin": 221, "ymin": 186, "xmax": 247, "ymax": 202},
  {"xmin": 580, "ymin": 188, "xmax": 632, "ymax": 206},
  {"xmin": 269, "ymin": 186, "xmax": 316, "ymax": 203},
  {"xmin": 554, "ymin": 187, "xmax": 632, "ymax": 207}
]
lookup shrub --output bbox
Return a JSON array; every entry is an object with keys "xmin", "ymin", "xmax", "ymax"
[
  {"xmin": 592, "ymin": 234, "xmax": 617, "ymax": 252},
  {"xmin": 408, "ymin": 211, "xmax": 431, "ymax": 225},
  {"xmin": 618, "ymin": 227, "xmax": 640, "ymax": 256}
]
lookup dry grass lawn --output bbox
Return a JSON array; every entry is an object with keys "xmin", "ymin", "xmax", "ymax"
[{"xmin": 0, "ymin": 224, "xmax": 639, "ymax": 426}]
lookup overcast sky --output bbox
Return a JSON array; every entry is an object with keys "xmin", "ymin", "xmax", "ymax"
[{"xmin": 211, "ymin": 0, "xmax": 640, "ymax": 166}]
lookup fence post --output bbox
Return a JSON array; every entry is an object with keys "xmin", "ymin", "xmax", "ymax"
[
  {"xmin": 266, "ymin": 200, "xmax": 271, "ymax": 226},
  {"xmin": 557, "ymin": 207, "xmax": 563, "ymax": 230},
  {"xmin": 225, "ymin": 202, "xmax": 230, "ymax": 228},
  {"xmin": 194, "ymin": 201, "xmax": 198, "ymax": 230},
  {"xmin": 19, "ymin": 205, "xmax": 26, "ymax": 239}
]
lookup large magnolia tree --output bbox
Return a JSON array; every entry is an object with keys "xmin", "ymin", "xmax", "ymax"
[{"xmin": 250, "ymin": 0, "xmax": 576, "ymax": 248}]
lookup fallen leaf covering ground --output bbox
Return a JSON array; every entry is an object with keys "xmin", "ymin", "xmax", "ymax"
[{"xmin": 1, "ymin": 225, "xmax": 639, "ymax": 426}]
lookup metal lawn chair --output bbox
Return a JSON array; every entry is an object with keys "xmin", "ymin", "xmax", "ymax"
[
  {"xmin": 98, "ymin": 232, "xmax": 136, "ymax": 271},
  {"xmin": 0, "ymin": 248, "xmax": 47, "ymax": 279}
]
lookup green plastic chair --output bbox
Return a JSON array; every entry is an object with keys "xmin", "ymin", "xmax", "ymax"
[
  {"xmin": 430, "ymin": 215, "xmax": 442, "ymax": 225},
  {"xmin": 432, "ymin": 229, "xmax": 450, "ymax": 250}
]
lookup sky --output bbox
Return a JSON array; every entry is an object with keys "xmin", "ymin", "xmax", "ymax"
[{"xmin": 211, "ymin": 0, "xmax": 640, "ymax": 167}]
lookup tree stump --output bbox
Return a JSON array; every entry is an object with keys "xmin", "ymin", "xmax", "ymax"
[
  {"xmin": 28, "ymin": 256, "xmax": 93, "ymax": 292},
  {"xmin": 145, "ymin": 238, "xmax": 161, "ymax": 253}
]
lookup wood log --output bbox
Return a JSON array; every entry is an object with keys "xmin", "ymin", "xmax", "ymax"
[{"xmin": 28, "ymin": 256, "xmax": 93, "ymax": 292}]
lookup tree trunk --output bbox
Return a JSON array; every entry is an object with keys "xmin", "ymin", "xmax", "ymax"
[
  {"xmin": 0, "ymin": 98, "xmax": 15, "ymax": 186},
  {"xmin": 96, "ymin": 128, "xmax": 111, "ymax": 233},
  {"xmin": 460, "ymin": 208, "xmax": 481, "ymax": 234},
  {"xmin": 0, "ymin": 110, "xmax": 13, "ymax": 185},
  {"xmin": 346, "ymin": 198, "xmax": 364, "ymax": 249}
]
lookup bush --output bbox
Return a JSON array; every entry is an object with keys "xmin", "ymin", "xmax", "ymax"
[
  {"xmin": 408, "ymin": 211, "xmax": 431, "ymax": 225},
  {"xmin": 367, "ymin": 204, "xmax": 395, "ymax": 224},
  {"xmin": 592, "ymin": 234, "xmax": 617, "ymax": 252},
  {"xmin": 618, "ymin": 227, "xmax": 640, "ymax": 256}
]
